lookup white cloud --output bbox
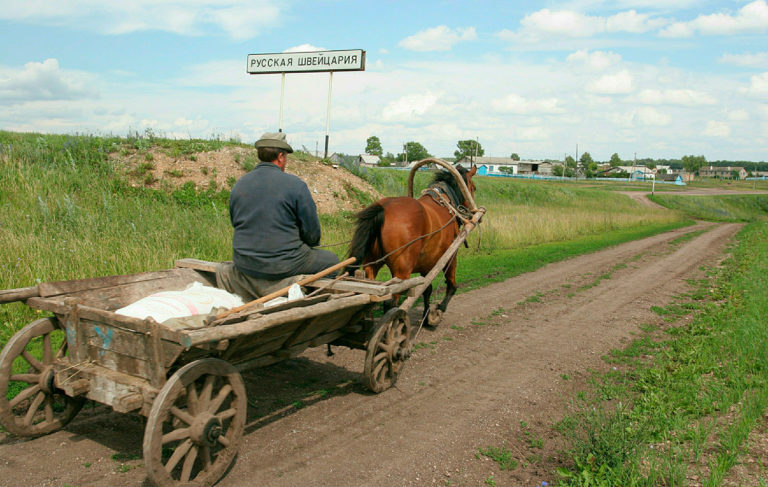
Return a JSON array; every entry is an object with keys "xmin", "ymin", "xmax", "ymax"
[
  {"xmin": 587, "ymin": 70, "xmax": 633, "ymax": 94},
  {"xmin": 499, "ymin": 8, "xmax": 666, "ymax": 42},
  {"xmin": 285, "ymin": 44, "xmax": 326, "ymax": 53},
  {"xmin": 635, "ymin": 106, "xmax": 671, "ymax": 126},
  {"xmin": 660, "ymin": 0, "xmax": 768, "ymax": 37},
  {"xmin": 728, "ymin": 109, "xmax": 750, "ymax": 121},
  {"xmin": 492, "ymin": 94, "xmax": 564, "ymax": 114},
  {"xmin": 719, "ymin": 52, "xmax": 768, "ymax": 68},
  {"xmin": 566, "ymin": 50, "xmax": 622, "ymax": 71},
  {"xmin": 0, "ymin": 1, "xmax": 282, "ymax": 39},
  {"xmin": 0, "ymin": 58, "xmax": 96, "ymax": 104},
  {"xmin": 636, "ymin": 88, "xmax": 716, "ymax": 105},
  {"xmin": 381, "ymin": 92, "xmax": 439, "ymax": 121},
  {"xmin": 748, "ymin": 72, "xmax": 768, "ymax": 96},
  {"xmin": 515, "ymin": 126, "xmax": 549, "ymax": 140},
  {"xmin": 704, "ymin": 120, "xmax": 731, "ymax": 137},
  {"xmin": 398, "ymin": 26, "xmax": 477, "ymax": 52}
]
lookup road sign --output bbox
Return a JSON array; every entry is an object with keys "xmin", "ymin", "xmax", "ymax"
[{"xmin": 247, "ymin": 49, "xmax": 365, "ymax": 74}]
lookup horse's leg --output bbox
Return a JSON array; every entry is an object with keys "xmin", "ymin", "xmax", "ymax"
[
  {"xmin": 421, "ymin": 282, "xmax": 433, "ymax": 325},
  {"xmin": 437, "ymin": 253, "xmax": 459, "ymax": 313}
]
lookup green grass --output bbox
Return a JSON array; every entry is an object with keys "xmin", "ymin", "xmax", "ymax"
[
  {"xmin": 554, "ymin": 221, "xmax": 768, "ymax": 486},
  {"xmin": 650, "ymin": 194, "xmax": 768, "ymax": 222}
]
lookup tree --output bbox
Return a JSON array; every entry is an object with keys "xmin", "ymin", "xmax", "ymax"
[
  {"xmin": 609, "ymin": 153, "xmax": 622, "ymax": 168},
  {"xmin": 565, "ymin": 155, "xmax": 577, "ymax": 169},
  {"xmin": 579, "ymin": 151, "xmax": 594, "ymax": 169},
  {"xmin": 365, "ymin": 135, "xmax": 383, "ymax": 156},
  {"xmin": 553, "ymin": 165, "xmax": 564, "ymax": 177},
  {"xmin": 454, "ymin": 139, "xmax": 484, "ymax": 161},
  {"xmin": 510, "ymin": 153, "xmax": 520, "ymax": 161},
  {"xmin": 681, "ymin": 154, "xmax": 706, "ymax": 174},
  {"xmin": 398, "ymin": 141, "xmax": 431, "ymax": 164},
  {"xmin": 646, "ymin": 161, "xmax": 657, "ymax": 170}
]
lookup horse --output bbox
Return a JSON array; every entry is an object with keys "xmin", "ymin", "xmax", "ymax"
[{"xmin": 347, "ymin": 164, "xmax": 477, "ymax": 325}]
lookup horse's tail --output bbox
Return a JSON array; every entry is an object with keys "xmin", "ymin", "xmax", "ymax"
[{"xmin": 348, "ymin": 203, "xmax": 385, "ymax": 265}]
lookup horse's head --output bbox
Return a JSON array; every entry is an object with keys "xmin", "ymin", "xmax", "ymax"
[{"xmin": 455, "ymin": 164, "xmax": 478, "ymax": 207}]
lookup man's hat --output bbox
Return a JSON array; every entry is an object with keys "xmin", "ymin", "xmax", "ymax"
[{"xmin": 254, "ymin": 132, "xmax": 294, "ymax": 153}]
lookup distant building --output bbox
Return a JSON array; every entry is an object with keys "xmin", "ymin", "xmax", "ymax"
[
  {"xmin": 357, "ymin": 154, "xmax": 381, "ymax": 167},
  {"xmin": 699, "ymin": 166, "xmax": 747, "ymax": 180},
  {"xmin": 456, "ymin": 156, "xmax": 518, "ymax": 175}
]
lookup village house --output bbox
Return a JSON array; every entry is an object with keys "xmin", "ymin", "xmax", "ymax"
[
  {"xmin": 357, "ymin": 154, "xmax": 381, "ymax": 168},
  {"xmin": 455, "ymin": 156, "xmax": 518, "ymax": 175},
  {"xmin": 698, "ymin": 166, "xmax": 747, "ymax": 180}
]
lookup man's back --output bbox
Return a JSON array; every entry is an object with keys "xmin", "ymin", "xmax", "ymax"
[{"xmin": 230, "ymin": 162, "xmax": 321, "ymax": 278}]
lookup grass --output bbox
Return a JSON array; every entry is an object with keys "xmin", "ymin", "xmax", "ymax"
[
  {"xmin": 554, "ymin": 221, "xmax": 768, "ymax": 486},
  {"xmin": 650, "ymin": 194, "xmax": 768, "ymax": 222},
  {"xmin": 0, "ymin": 130, "xmax": 690, "ymax": 348}
]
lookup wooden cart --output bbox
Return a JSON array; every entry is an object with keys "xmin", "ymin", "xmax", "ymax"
[
  {"xmin": 0, "ymin": 158, "xmax": 485, "ymax": 487},
  {"xmin": 0, "ymin": 263, "xmax": 427, "ymax": 486}
]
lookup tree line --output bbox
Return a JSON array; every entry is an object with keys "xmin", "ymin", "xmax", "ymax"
[{"xmin": 361, "ymin": 135, "xmax": 767, "ymax": 174}]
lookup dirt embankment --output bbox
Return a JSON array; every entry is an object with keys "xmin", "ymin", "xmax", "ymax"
[
  {"xmin": 113, "ymin": 146, "xmax": 382, "ymax": 214},
  {"xmin": 0, "ymin": 220, "xmax": 745, "ymax": 487}
]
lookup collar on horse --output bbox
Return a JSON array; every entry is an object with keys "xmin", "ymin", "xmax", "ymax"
[{"xmin": 421, "ymin": 181, "xmax": 472, "ymax": 224}]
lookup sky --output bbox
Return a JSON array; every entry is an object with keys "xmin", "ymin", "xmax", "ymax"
[{"xmin": 1, "ymin": 1, "xmax": 767, "ymax": 162}]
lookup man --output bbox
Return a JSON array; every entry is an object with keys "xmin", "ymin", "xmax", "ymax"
[{"xmin": 216, "ymin": 132, "xmax": 339, "ymax": 300}]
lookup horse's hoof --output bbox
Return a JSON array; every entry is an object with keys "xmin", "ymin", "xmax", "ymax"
[{"xmin": 427, "ymin": 304, "xmax": 443, "ymax": 326}]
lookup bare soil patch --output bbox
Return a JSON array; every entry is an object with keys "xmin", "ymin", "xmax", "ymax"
[
  {"xmin": 0, "ymin": 221, "xmax": 743, "ymax": 487},
  {"xmin": 112, "ymin": 146, "xmax": 382, "ymax": 214}
]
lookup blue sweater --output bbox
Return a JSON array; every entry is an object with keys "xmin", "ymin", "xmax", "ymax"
[{"xmin": 229, "ymin": 162, "xmax": 322, "ymax": 278}]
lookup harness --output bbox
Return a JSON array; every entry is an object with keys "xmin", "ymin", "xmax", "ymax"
[{"xmin": 421, "ymin": 181, "xmax": 473, "ymax": 225}]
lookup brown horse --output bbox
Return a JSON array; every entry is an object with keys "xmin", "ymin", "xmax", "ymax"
[{"xmin": 348, "ymin": 164, "xmax": 477, "ymax": 323}]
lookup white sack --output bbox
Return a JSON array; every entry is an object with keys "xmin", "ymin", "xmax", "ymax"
[{"xmin": 116, "ymin": 282, "xmax": 244, "ymax": 323}]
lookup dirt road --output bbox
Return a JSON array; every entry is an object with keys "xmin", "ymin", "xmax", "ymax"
[{"xmin": 0, "ymin": 221, "xmax": 740, "ymax": 487}]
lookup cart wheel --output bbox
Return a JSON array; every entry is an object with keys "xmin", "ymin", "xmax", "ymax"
[
  {"xmin": 0, "ymin": 317, "xmax": 85, "ymax": 436},
  {"xmin": 364, "ymin": 308, "xmax": 411, "ymax": 393},
  {"xmin": 143, "ymin": 358, "xmax": 246, "ymax": 487},
  {"xmin": 427, "ymin": 304, "xmax": 443, "ymax": 327}
]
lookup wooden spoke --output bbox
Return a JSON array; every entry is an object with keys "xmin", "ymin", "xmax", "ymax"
[
  {"xmin": 0, "ymin": 318, "xmax": 85, "ymax": 436},
  {"xmin": 23, "ymin": 391, "xmax": 46, "ymax": 426},
  {"xmin": 208, "ymin": 384, "xmax": 232, "ymax": 414},
  {"xmin": 21, "ymin": 351, "xmax": 43, "ymax": 372},
  {"xmin": 215, "ymin": 408, "xmax": 237, "ymax": 421},
  {"xmin": 200, "ymin": 445, "xmax": 212, "ymax": 469},
  {"xmin": 198, "ymin": 375, "xmax": 215, "ymax": 412},
  {"xmin": 43, "ymin": 333, "xmax": 52, "ymax": 363},
  {"xmin": 162, "ymin": 427, "xmax": 191, "ymax": 444},
  {"xmin": 180, "ymin": 445, "xmax": 198, "ymax": 482},
  {"xmin": 9, "ymin": 384, "xmax": 41, "ymax": 409},
  {"xmin": 164, "ymin": 439, "xmax": 193, "ymax": 473},
  {"xmin": 144, "ymin": 359, "xmax": 246, "ymax": 487},
  {"xmin": 10, "ymin": 373, "xmax": 39, "ymax": 383},
  {"xmin": 186, "ymin": 383, "xmax": 199, "ymax": 415},
  {"xmin": 170, "ymin": 406, "xmax": 195, "ymax": 427}
]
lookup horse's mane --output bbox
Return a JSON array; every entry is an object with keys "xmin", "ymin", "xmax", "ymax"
[{"xmin": 429, "ymin": 166, "xmax": 469, "ymax": 207}]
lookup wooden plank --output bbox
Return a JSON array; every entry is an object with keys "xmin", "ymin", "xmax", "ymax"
[
  {"xmin": 175, "ymin": 258, "xmax": 219, "ymax": 273},
  {"xmin": 63, "ymin": 297, "xmax": 86, "ymax": 364},
  {"xmin": 81, "ymin": 320, "xmax": 184, "ymax": 369},
  {"xmin": 307, "ymin": 276, "xmax": 424, "ymax": 296},
  {"xmin": 211, "ymin": 294, "xmax": 330, "ymax": 327},
  {"xmin": 38, "ymin": 270, "xmax": 182, "ymax": 297},
  {"xmin": 283, "ymin": 306, "xmax": 363, "ymax": 347},
  {"xmin": 54, "ymin": 363, "xmax": 157, "ymax": 415},
  {"xmin": 182, "ymin": 294, "xmax": 373, "ymax": 347},
  {"xmin": 0, "ymin": 285, "xmax": 39, "ymax": 304},
  {"xmin": 147, "ymin": 319, "xmax": 167, "ymax": 388}
]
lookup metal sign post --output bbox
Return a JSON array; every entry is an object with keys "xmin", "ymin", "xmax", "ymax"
[{"xmin": 247, "ymin": 49, "xmax": 365, "ymax": 151}]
